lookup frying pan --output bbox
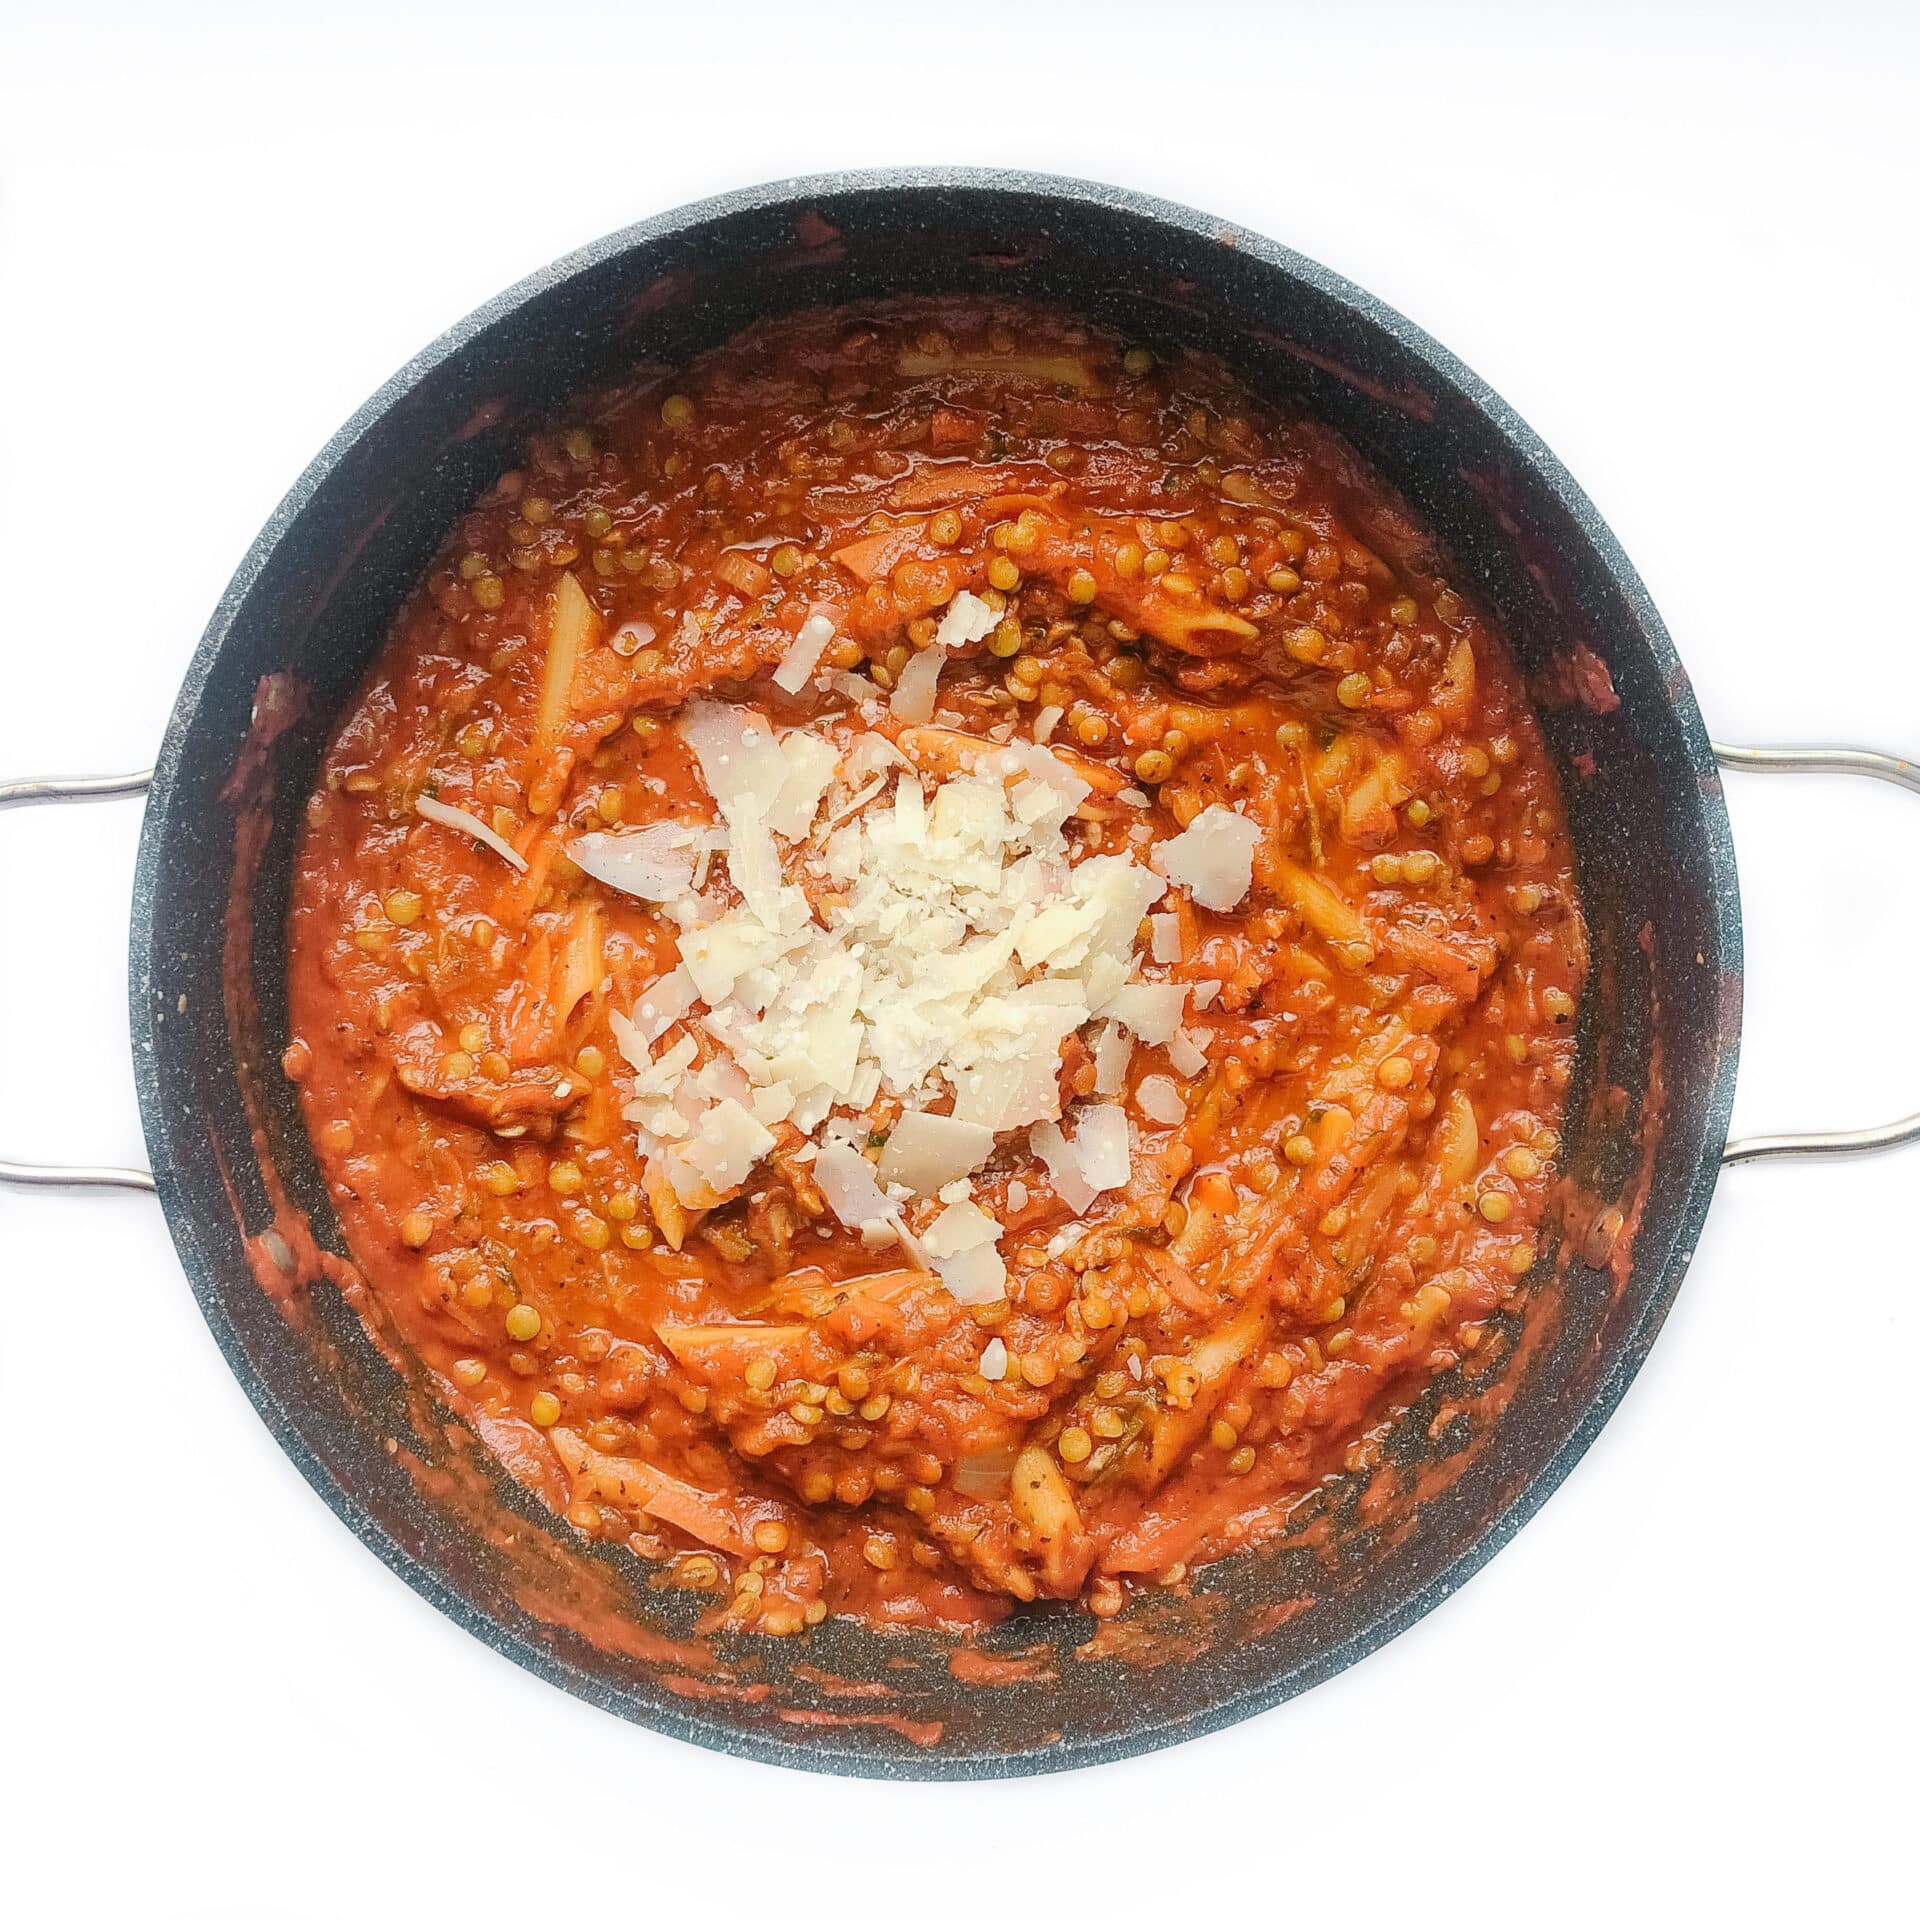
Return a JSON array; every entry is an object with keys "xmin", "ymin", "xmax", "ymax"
[{"xmin": 6, "ymin": 170, "xmax": 1917, "ymax": 1777}]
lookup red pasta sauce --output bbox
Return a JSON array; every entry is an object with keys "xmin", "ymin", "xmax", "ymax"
[{"xmin": 282, "ymin": 298, "xmax": 1584, "ymax": 1636}]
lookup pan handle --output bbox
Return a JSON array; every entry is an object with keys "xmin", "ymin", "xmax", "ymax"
[
  {"xmin": 0, "ymin": 771, "xmax": 158, "ymax": 1194},
  {"xmin": 1714, "ymin": 741, "xmax": 1920, "ymax": 1166}
]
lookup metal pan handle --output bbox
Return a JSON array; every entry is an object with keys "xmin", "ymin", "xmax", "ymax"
[
  {"xmin": 1714, "ymin": 742, "xmax": 1920, "ymax": 1166},
  {"xmin": 0, "ymin": 771, "xmax": 158, "ymax": 1193}
]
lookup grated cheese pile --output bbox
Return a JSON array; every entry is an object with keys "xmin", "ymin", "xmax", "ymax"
[{"xmin": 582, "ymin": 625, "xmax": 1257, "ymax": 1302}]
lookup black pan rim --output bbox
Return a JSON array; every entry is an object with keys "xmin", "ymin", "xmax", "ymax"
[{"xmin": 128, "ymin": 165, "xmax": 1743, "ymax": 1777}]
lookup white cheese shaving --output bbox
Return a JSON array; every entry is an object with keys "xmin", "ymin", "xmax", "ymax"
[
  {"xmin": 877, "ymin": 1111, "xmax": 996, "ymax": 1196},
  {"xmin": 679, "ymin": 700, "xmax": 789, "ymax": 822},
  {"xmin": 1029, "ymin": 1103, "xmax": 1132, "ymax": 1215},
  {"xmin": 1092, "ymin": 1020, "xmax": 1132, "ymax": 1097},
  {"xmin": 627, "ymin": 967, "xmax": 698, "ymax": 1042},
  {"xmin": 978, "ymin": 1336, "xmax": 1008, "ymax": 1381},
  {"xmin": 1029, "ymin": 1118, "xmax": 1096, "ymax": 1214},
  {"xmin": 1100, "ymin": 980, "xmax": 1187, "ymax": 1044},
  {"xmin": 933, "ymin": 590, "xmax": 999, "ymax": 651},
  {"xmin": 1074, "ymin": 1104, "xmax": 1132, "ymax": 1192},
  {"xmin": 1167, "ymin": 1028, "xmax": 1208, "ymax": 1077},
  {"xmin": 812, "ymin": 1143, "xmax": 923, "ymax": 1265},
  {"xmin": 1136, "ymin": 1074, "xmax": 1186, "ymax": 1125},
  {"xmin": 921, "ymin": 1197, "xmax": 1007, "ymax": 1303},
  {"xmin": 1148, "ymin": 910, "xmax": 1184, "ymax": 963},
  {"xmin": 682, "ymin": 1099, "xmax": 777, "ymax": 1190},
  {"xmin": 1151, "ymin": 804, "xmax": 1259, "ymax": 912},
  {"xmin": 630, "ymin": 1033, "xmax": 697, "ymax": 1098},
  {"xmin": 770, "ymin": 730, "xmax": 840, "ymax": 838},
  {"xmin": 889, "ymin": 645, "xmax": 946, "ymax": 725},
  {"xmin": 773, "ymin": 612, "xmax": 836, "ymax": 695},
  {"xmin": 570, "ymin": 821, "xmax": 725, "ymax": 901}
]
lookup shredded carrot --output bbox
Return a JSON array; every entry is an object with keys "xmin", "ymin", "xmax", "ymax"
[{"xmin": 830, "ymin": 522, "xmax": 927, "ymax": 584}]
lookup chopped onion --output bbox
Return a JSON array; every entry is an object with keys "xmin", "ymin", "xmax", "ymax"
[
  {"xmin": 952, "ymin": 1443, "xmax": 1017, "ymax": 1494},
  {"xmin": 415, "ymin": 794, "xmax": 528, "ymax": 871}
]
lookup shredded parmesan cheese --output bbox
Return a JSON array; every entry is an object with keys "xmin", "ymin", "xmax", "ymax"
[
  {"xmin": 1150, "ymin": 804, "xmax": 1259, "ymax": 912},
  {"xmin": 773, "ymin": 613, "xmax": 836, "ymax": 694},
  {"xmin": 589, "ymin": 706, "xmax": 1189, "ymax": 1298}
]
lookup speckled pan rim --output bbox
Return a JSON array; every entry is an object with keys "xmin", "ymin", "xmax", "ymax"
[{"xmin": 130, "ymin": 167, "xmax": 1742, "ymax": 1778}]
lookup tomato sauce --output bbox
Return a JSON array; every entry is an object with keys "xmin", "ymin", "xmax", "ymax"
[{"xmin": 283, "ymin": 298, "xmax": 1584, "ymax": 1636}]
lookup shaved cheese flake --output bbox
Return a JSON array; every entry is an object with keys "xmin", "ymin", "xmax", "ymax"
[
  {"xmin": 769, "ymin": 730, "xmax": 840, "ymax": 838},
  {"xmin": 1137, "ymin": 1074, "xmax": 1186, "ymax": 1125},
  {"xmin": 890, "ymin": 644, "xmax": 947, "ymax": 725},
  {"xmin": 1075, "ymin": 1104, "xmax": 1131, "ymax": 1191},
  {"xmin": 722, "ymin": 795, "xmax": 796, "ymax": 929},
  {"xmin": 933, "ymin": 1241, "xmax": 1007, "ymax": 1304},
  {"xmin": 1001, "ymin": 739, "xmax": 1092, "ymax": 812},
  {"xmin": 631, "ymin": 1033, "xmax": 698, "ymax": 1099},
  {"xmin": 933, "ymin": 590, "xmax": 999, "ymax": 651},
  {"xmin": 682, "ymin": 1099, "xmax": 777, "ymax": 1192},
  {"xmin": 1190, "ymin": 980, "xmax": 1222, "ymax": 1010},
  {"xmin": 679, "ymin": 700, "xmax": 790, "ymax": 821},
  {"xmin": 813, "ymin": 1144, "xmax": 923, "ymax": 1265},
  {"xmin": 921, "ymin": 1198, "xmax": 1007, "ymax": 1304},
  {"xmin": 921, "ymin": 1197, "xmax": 1000, "ymax": 1257},
  {"xmin": 1101, "ymin": 981, "xmax": 1187, "ymax": 1044},
  {"xmin": 678, "ymin": 911, "xmax": 807, "ymax": 1005},
  {"xmin": 1149, "ymin": 910, "xmax": 1184, "ymax": 963},
  {"xmin": 978, "ymin": 1336, "xmax": 1009, "ymax": 1380},
  {"xmin": 1093, "ymin": 1020, "xmax": 1133, "ymax": 1097},
  {"xmin": 1167, "ymin": 1028, "xmax": 1208, "ymax": 1077},
  {"xmin": 626, "ymin": 967, "xmax": 699, "ymax": 1043},
  {"xmin": 695, "ymin": 1055, "xmax": 752, "ymax": 1105},
  {"xmin": 878, "ymin": 1111, "xmax": 996, "ymax": 1196},
  {"xmin": 773, "ymin": 612, "xmax": 836, "ymax": 695},
  {"xmin": 1151, "ymin": 805, "xmax": 1259, "ymax": 912},
  {"xmin": 1029, "ymin": 1119, "xmax": 1097, "ymax": 1215},
  {"xmin": 570, "ymin": 821, "xmax": 724, "ymax": 901},
  {"xmin": 951, "ymin": 1049, "xmax": 1066, "ymax": 1134},
  {"xmin": 415, "ymin": 794, "xmax": 528, "ymax": 871}
]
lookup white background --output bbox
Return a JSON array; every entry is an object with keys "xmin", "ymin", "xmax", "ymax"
[{"xmin": 3, "ymin": 3, "xmax": 1916, "ymax": 1914}]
